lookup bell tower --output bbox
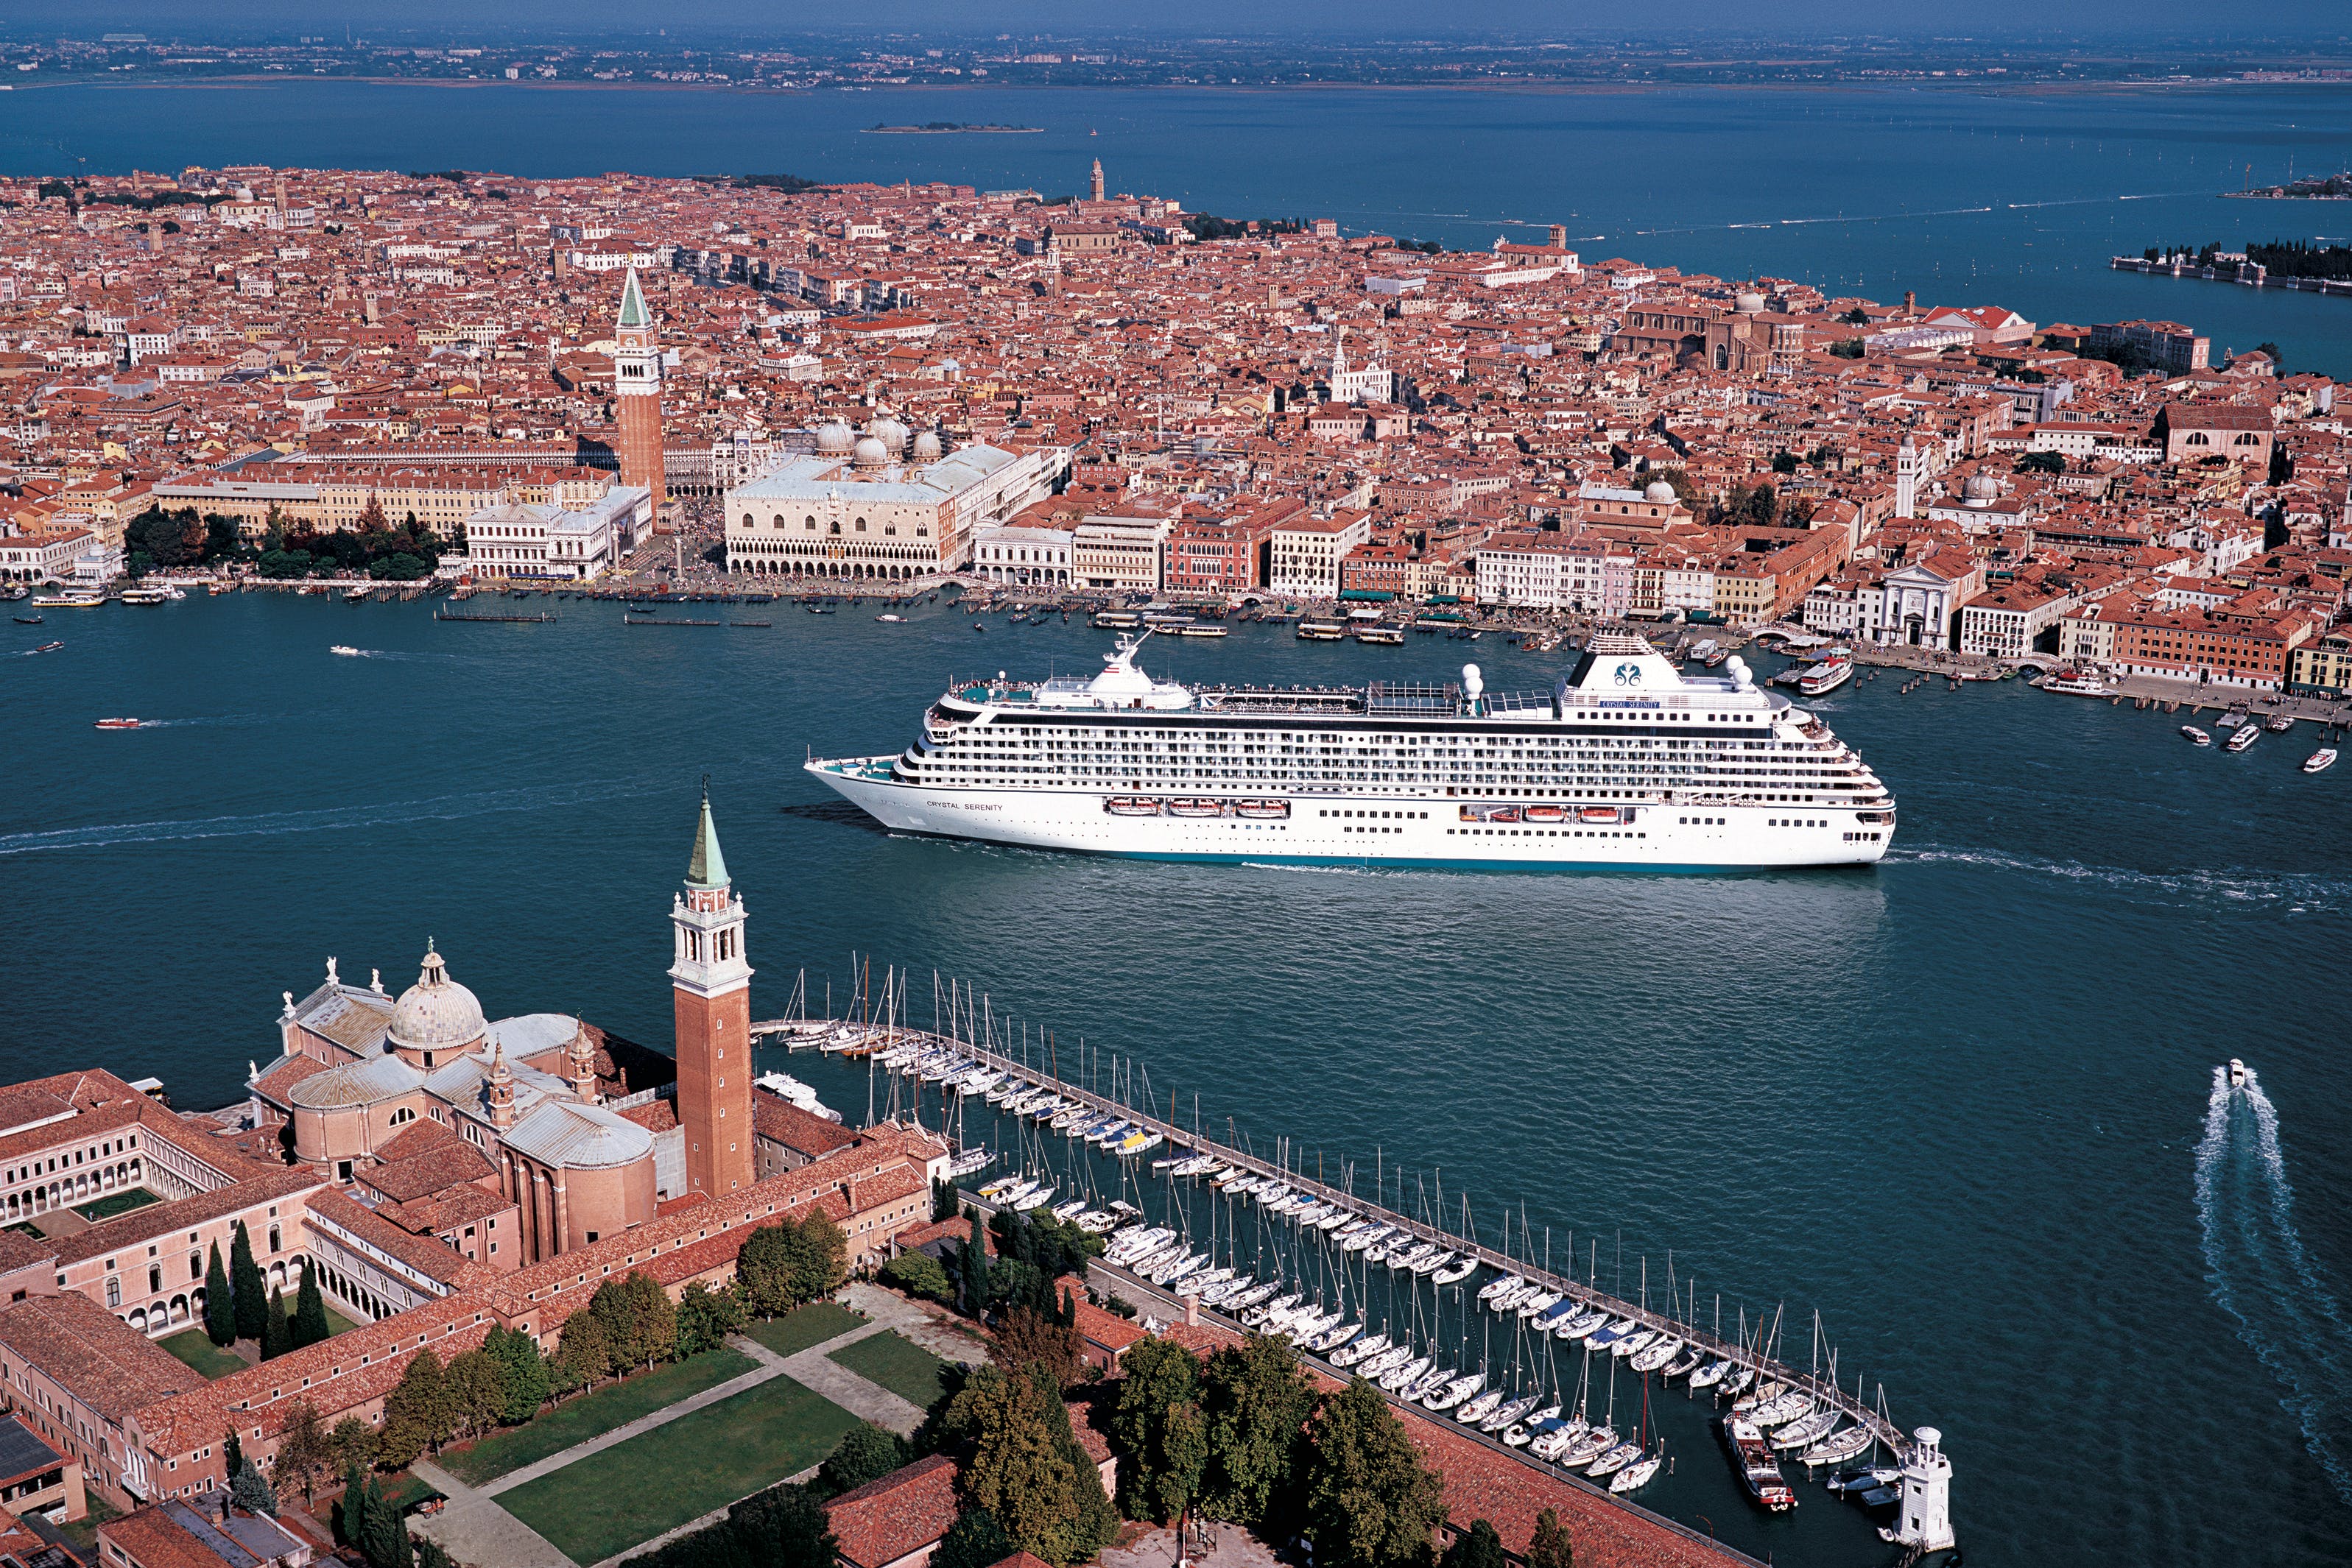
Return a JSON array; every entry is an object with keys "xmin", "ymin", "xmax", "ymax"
[
  {"xmin": 613, "ymin": 266, "xmax": 670, "ymax": 524},
  {"xmin": 671, "ymin": 788, "xmax": 755, "ymax": 1198}
]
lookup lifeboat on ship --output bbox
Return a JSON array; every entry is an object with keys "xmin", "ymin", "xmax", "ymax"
[
  {"xmin": 1580, "ymin": 806, "xmax": 1625, "ymax": 824},
  {"xmin": 1523, "ymin": 805, "xmax": 1566, "ymax": 824},
  {"xmin": 1166, "ymin": 799, "xmax": 1225, "ymax": 818},
  {"xmin": 1236, "ymin": 799, "xmax": 1291, "ymax": 819},
  {"xmin": 1104, "ymin": 797, "xmax": 1163, "ymax": 816}
]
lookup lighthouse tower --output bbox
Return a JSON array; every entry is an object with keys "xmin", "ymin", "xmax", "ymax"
[
  {"xmin": 1895, "ymin": 434, "xmax": 1920, "ymax": 520},
  {"xmin": 1888, "ymin": 1427, "xmax": 1955, "ymax": 1553},
  {"xmin": 613, "ymin": 266, "xmax": 669, "ymax": 522},
  {"xmin": 670, "ymin": 789, "xmax": 756, "ymax": 1198}
]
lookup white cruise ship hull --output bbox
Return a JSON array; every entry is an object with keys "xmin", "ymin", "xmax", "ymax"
[{"xmin": 806, "ymin": 759, "xmax": 1890, "ymax": 870}]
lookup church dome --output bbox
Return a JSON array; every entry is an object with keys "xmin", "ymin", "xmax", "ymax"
[
  {"xmin": 1734, "ymin": 291, "xmax": 1767, "ymax": 314},
  {"xmin": 852, "ymin": 435, "xmax": 890, "ymax": 470},
  {"xmin": 815, "ymin": 419, "xmax": 855, "ymax": 454},
  {"xmin": 1963, "ymin": 473, "xmax": 2000, "ymax": 504},
  {"xmin": 868, "ymin": 416, "xmax": 909, "ymax": 454},
  {"xmin": 387, "ymin": 945, "xmax": 487, "ymax": 1057},
  {"xmin": 1644, "ymin": 480, "xmax": 1678, "ymax": 504},
  {"xmin": 912, "ymin": 429, "xmax": 943, "ymax": 462}
]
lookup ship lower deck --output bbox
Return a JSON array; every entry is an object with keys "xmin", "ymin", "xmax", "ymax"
[{"xmin": 806, "ymin": 757, "xmax": 1892, "ymax": 870}]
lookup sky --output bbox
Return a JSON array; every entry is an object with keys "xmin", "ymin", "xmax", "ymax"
[{"xmin": 14, "ymin": 1, "xmax": 2352, "ymax": 43}]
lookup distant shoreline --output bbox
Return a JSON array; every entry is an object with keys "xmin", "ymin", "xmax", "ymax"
[{"xmin": 864, "ymin": 124, "xmax": 1045, "ymax": 135}]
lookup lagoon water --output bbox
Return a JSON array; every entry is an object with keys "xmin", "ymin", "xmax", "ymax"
[
  {"xmin": 5, "ymin": 596, "xmax": 2351, "ymax": 1564},
  {"xmin": 5, "ymin": 79, "xmax": 2352, "ymax": 370}
]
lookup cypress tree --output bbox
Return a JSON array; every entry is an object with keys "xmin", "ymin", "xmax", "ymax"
[
  {"xmin": 203, "ymin": 1242, "xmax": 235, "ymax": 1346},
  {"xmin": 293, "ymin": 1261, "xmax": 331, "ymax": 1349},
  {"xmin": 263, "ymin": 1287, "xmax": 292, "ymax": 1360},
  {"xmin": 963, "ymin": 1212, "xmax": 988, "ymax": 1317},
  {"xmin": 361, "ymin": 1477, "xmax": 412, "ymax": 1568},
  {"xmin": 336, "ymin": 1460, "xmax": 370, "ymax": 1546},
  {"xmin": 224, "ymin": 1430, "xmax": 243, "ymax": 1477},
  {"xmin": 230, "ymin": 1221, "xmax": 267, "ymax": 1342}
]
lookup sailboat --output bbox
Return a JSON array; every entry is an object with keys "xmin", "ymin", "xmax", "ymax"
[{"xmin": 1609, "ymin": 1373, "xmax": 1661, "ymax": 1491}]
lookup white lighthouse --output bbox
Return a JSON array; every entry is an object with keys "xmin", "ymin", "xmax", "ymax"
[{"xmin": 1884, "ymin": 1426, "xmax": 1955, "ymax": 1553}]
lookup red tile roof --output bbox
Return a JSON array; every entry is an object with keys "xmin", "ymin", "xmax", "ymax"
[{"xmin": 823, "ymin": 1454, "xmax": 960, "ymax": 1568}]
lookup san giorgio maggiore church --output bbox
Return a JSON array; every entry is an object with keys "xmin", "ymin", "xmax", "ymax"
[
  {"xmin": 0, "ymin": 797, "xmax": 947, "ymax": 1513},
  {"xmin": 720, "ymin": 414, "xmax": 1064, "ymax": 582}
]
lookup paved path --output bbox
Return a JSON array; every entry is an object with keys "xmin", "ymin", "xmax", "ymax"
[
  {"xmin": 411, "ymin": 1459, "xmax": 578, "ymax": 1568},
  {"xmin": 419, "ymin": 1296, "xmax": 946, "ymax": 1567}
]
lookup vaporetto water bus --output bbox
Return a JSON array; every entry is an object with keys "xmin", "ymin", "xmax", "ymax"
[{"xmin": 805, "ymin": 630, "xmax": 1896, "ymax": 869}]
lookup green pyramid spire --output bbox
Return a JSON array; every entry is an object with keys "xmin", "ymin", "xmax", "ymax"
[
  {"xmin": 686, "ymin": 785, "xmax": 730, "ymax": 891},
  {"xmin": 617, "ymin": 266, "xmax": 649, "ymax": 332}
]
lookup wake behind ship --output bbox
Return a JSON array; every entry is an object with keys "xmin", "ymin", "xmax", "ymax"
[{"xmin": 805, "ymin": 631, "xmax": 1895, "ymax": 869}]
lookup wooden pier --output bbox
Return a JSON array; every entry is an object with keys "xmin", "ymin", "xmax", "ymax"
[{"xmin": 862, "ymin": 1024, "xmax": 1915, "ymax": 1474}]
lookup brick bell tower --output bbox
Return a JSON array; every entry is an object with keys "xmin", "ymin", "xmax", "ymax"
[
  {"xmin": 671, "ymin": 786, "xmax": 755, "ymax": 1198},
  {"xmin": 613, "ymin": 266, "xmax": 669, "ymax": 526}
]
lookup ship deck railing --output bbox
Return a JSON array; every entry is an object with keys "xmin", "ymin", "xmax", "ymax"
[{"xmin": 892, "ymin": 1025, "xmax": 1912, "ymax": 1475}]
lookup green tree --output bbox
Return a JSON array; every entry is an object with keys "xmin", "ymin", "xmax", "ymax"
[
  {"xmin": 230, "ymin": 1221, "xmax": 267, "ymax": 1342},
  {"xmin": 262, "ymin": 1286, "xmax": 292, "ymax": 1360},
  {"xmin": 960, "ymin": 1212, "xmax": 988, "ymax": 1318},
  {"xmin": 932, "ymin": 1509, "xmax": 1015, "ymax": 1568},
  {"xmin": 1771, "ymin": 450, "xmax": 1798, "ymax": 475},
  {"xmin": 204, "ymin": 1242, "xmax": 235, "ymax": 1346},
  {"xmin": 736, "ymin": 1218, "xmax": 801, "ymax": 1319},
  {"xmin": 591, "ymin": 1271, "xmax": 676, "ymax": 1371},
  {"xmin": 554, "ymin": 1310, "xmax": 612, "ymax": 1393},
  {"xmin": 292, "ymin": 1261, "xmax": 331, "ymax": 1348},
  {"xmin": 675, "ymin": 1281, "xmax": 747, "ymax": 1358},
  {"xmin": 1109, "ymin": 1336, "xmax": 1208, "ymax": 1525},
  {"xmin": 274, "ymin": 1400, "xmax": 331, "ymax": 1505},
  {"xmin": 482, "ymin": 1323, "xmax": 552, "ymax": 1423},
  {"xmin": 1196, "ymin": 1334, "xmax": 1316, "ymax": 1527},
  {"xmin": 1298, "ymin": 1378, "xmax": 1447, "ymax": 1568},
  {"xmin": 940, "ymin": 1366, "xmax": 1116, "ymax": 1567},
  {"xmin": 2270, "ymin": 443, "xmax": 2295, "ymax": 486},
  {"xmin": 1828, "ymin": 338, "xmax": 1865, "ymax": 359},
  {"xmin": 335, "ymin": 1461, "xmax": 373, "ymax": 1547},
  {"xmin": 992, "ymin": 1304, "xmax": 1085, "ymax": 1391},
  {"xmin": 932, "ymin": 1177, "xmax": 959, "ymax": 1222},
  {"xmin": 2017, "ymin": 451, "xmax": 2066, "ymax": 475},
  {"xmin": 446, "ymin": 1348, "xmax": 509, "ymax": 1441},
  {"xmin": 817, "ymin": 1420, "xmax": 911, "ymax": 1496},
  {"xmin": 328, "ymin": 1416, "xmax": 378, "ymax": 1476},
  {"xmin": 225, "ymin": 1430, "xmax": 244, "ymax": 1476},
  {"xmin": 725, "ymin": 1481, "xmax": 837, "ymax": 1568},
  {"xmin": 1525, "ymin": 1506, "xmax": 1574, "ymax": 1568},
  {"xmin": 376, "ymin": 1349, "xmax": 454, "ymax": 1469},
  {"xmin": 879, "ymin": 1251, "xmax": 953, "ymax": 1304},
  {"xmin": 788, "ymin": 1209, "xmax": 848, "ymax": 1304},
  {"xmin": 414, "ymin": 1539, "xmax": 457, "ymax": 1568},
  {"xmin": 231, "ymin": 1455, "xmax": 278, "ymax": 1516},
  {"xmin": 1442, "ymin": 1519, "xmax": 1507, "ymax": 1568},
  {"xmin": 361, "ymin": 1477, "xmax": 412, "ymax": 1568}
]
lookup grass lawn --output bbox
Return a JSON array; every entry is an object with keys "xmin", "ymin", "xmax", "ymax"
[
  {"xmin": 828, "ymin": 1330, "xmax": 950, "ymax": 1408},
  {"xmin": 437, "ymin": 1346, "xmax": 756, "ymax": 1486},
  {"xmin": 498, "ymin": 1374, "xmax": 859, "ymax": 1564},
  {"xmin": 57, "ymin": 1490, "xmax": 121, "ymax": 1556},
  {"xmin": 71, "ymin": 1187, "xmax": 160, "ymax": 1223},
  {"xmin": 158, "ymin": 1329, "xmax": 247, "ymax": 1381},
  {"xmin": 743, "ymin": 1301, "xmax": 866, "ymax": 1358},
  {"xmin": 323, "ymin": 1304, "xmax": 366, "ymax": 1337},
  {"xmin": 378, "ymin": 1470, "xmax": 437, "ymax": 1513},
  {"xmin": 4, "ymin": 1221, "xmax": 42, "ymax": 1240}
]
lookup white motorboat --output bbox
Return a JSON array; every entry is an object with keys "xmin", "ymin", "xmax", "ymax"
[
  {"xmin": 2180, "ymin": 724, "xmax": 2212, "ymax": 746},
  {"xmin": 2306, "ymin": 748, "xmax": 2338, "ymax": 774},
  {"xmin": 2227, "ymin": 724, "xmax": 2260, "ymax": 753},
  {"xmin": 2228, "ymin": 1057, "xmax": 2248, "ymax": 1088}
]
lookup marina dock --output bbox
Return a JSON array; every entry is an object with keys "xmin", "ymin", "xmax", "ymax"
[{"xmin": 755, "ymin": 1011, "xmax": 1940, "ymax": 1549}]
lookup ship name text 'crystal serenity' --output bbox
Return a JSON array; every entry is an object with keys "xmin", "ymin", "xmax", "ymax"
[{"xmin": 806, "ymin": 632, "xmax": 1895, "ymax": 869}]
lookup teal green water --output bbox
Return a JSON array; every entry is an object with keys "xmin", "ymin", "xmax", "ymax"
[{"xmin": 6, "ymin": 596, "xmax": 2351, "ymax": 1563}]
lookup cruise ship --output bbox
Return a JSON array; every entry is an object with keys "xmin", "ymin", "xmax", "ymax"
[{"xmin": 805, "ymin": 631, "xmax": 1895, "ymax": 869}]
